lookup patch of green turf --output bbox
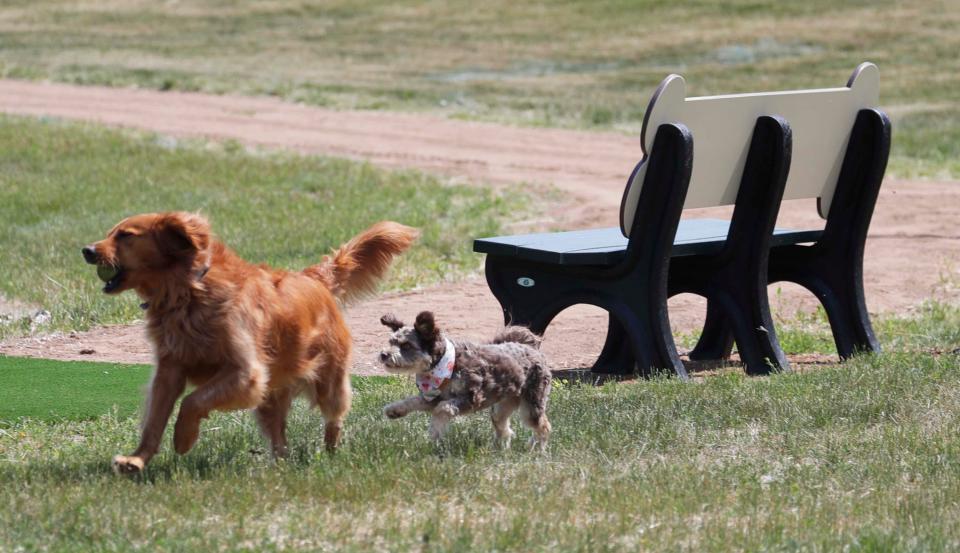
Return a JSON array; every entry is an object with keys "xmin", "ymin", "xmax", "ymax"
[
  {"xmin": 1, "ymin": 0, "xmax": 957, "ymax": 177},
  {"xmin": 0, "ymin": 115, "xmax": 523, "ymax": 338},
  {"xmin": 0, "ymin": 356, "xmax": 150, "ymax": 422}
]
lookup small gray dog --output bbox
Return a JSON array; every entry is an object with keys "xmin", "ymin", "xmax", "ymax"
[{"xmin": 378, "ymin": 311, "xmax": 551, "ymax": 449}]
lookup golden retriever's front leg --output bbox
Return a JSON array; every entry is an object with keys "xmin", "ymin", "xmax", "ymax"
[
  {"xmin": 383, "ymin": 395, "xmax": 434, "ymax": 419},
  {"xmin": 173, "ymin": 362, "xmax": 267, "ymax": 455},
  {"xmin": 113, "ymin": 363, "xmax": 186, "ymax": 475}
]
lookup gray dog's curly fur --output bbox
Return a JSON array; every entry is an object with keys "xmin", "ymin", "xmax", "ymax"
[{"xmin": 378, "ymin": 311, "xmax": 552, "ymax": 449}]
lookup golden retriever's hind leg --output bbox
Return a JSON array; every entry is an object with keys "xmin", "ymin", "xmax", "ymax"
[
  {"xmin": 254, "ymin": 387, "xmax": 295, "ymax": 458},
  {"xmin": 311, "ymin": 366, "xmax": 351, "ymax": 453}
]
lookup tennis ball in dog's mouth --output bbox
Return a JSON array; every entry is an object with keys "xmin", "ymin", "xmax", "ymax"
[{"xmin": 97, "ymin": 264, "xmax": 120, "ymax": 282}]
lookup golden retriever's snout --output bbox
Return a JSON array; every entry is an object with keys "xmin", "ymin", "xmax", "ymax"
[
  {"xmin": 82, "ymin": 243, "xmax": 124, "ymax": 293},
  {"xmin": 81, "ymin": 245, "xmax": 98, "ymax": 265}
]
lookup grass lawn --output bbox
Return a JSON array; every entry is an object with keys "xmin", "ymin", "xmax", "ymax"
[
  {"xmin": 0, "ymin": 305, "xmax": 958, "ymax": 551},
  {"xmin": 0, "ymin": 115, "xmax": 522, "ymax": 338},
  {"xmin": 0, "ymin": 357, "xmax": 150, "ymax": 422},
  {"xmin": 0, "ymin": 0, "xmax": 957, "ymax": 178}
]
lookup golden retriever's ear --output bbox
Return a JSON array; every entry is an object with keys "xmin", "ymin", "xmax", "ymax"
[{"xmin": 156, "ymin": 212, "xmax": 211, "ymax": 258}]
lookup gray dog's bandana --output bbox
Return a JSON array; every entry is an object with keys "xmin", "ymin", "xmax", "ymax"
[{"xmin": 417, "ymin": 338, "xmax": 455, "ymax": 400}]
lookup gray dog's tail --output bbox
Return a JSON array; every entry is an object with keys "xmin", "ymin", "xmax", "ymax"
[{"xmin": 491, "ymin": 326, "xmax": 541, "ymax": 349}]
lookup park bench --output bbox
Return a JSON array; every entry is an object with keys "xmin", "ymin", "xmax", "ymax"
[{"xmin": 473, "ymin": 63, "xmax": 891, "ymax": 378}]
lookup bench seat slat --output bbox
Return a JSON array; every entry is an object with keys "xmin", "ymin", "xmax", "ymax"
[{"xmin": 474, "ymin": 219, "xmax": 822, "ymax": 266}]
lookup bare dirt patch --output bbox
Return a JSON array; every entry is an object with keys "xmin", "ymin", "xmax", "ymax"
[{"xmin": 0, "ymin": 80, "xmax": 956, "ymax": 374}]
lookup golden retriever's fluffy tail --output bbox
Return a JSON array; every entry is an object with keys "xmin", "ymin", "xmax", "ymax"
[{"xmin": 303, "ymin": 222, "xmax": 419, "ymax": 305}]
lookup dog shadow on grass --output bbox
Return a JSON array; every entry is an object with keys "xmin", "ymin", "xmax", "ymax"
[
  {"xmin": 19, "ymin": 436, "xmax": 518, "ymax": 486},
  {"xmin": 14, "ymin": 404, "xmax": 547, "ymax": 484}
]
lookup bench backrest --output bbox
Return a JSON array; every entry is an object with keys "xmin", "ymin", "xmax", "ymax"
[{"xmin": 620, "ymin": 62, "xmax": 880, "ymax": 236}]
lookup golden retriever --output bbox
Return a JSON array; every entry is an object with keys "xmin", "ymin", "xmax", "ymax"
[{"xmin": 81, "ymin": 212, "xmax": 417, "ymax": 474}]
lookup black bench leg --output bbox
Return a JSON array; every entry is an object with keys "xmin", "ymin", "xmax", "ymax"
[
  {"xmin": 594, "ymin": 315, "xmax": 637, "ymax": 374},
  {"xmin": 719, "ymin": 287, "xmax": 788, "ymax": 375},
  {"xmin": 769, "ymin": 108, "xmax": 890, "ymax": 360},
  {"xmin": 671, "ymin": 115, "xmax": 792, "ymax": 375},
  {"xmin": 576, "ymin": 310, "xmax": 686, "ymax": 377},
  {"xmin": 820, "ymin": 271, "xmax": 880, "ymax": 359},
  {"xmin": 607, "ymin": 297, "xmax": 687, "ymax": 378},
  {"xmin": 688, "ymin": 299, "xmax": 735, "ymax": 361},
  {"xmin": 682, "ymin": 286, "xmax": 787, "ymax": 374},
  {"xmin": 770, "ymin": 245, "xmax": 879, "ymax": 359}
]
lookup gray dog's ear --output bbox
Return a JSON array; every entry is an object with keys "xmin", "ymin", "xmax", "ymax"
[
  {"xmin": 414, "ymin": 311, "xmax": 439, "ymax": 342},
  {"xmin": 380, "ymin": 314, "xmax": 405, "ymax": 331}
]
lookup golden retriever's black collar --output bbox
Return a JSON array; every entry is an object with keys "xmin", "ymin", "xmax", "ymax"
[{"xmin": 140, "ymin": 265, "xmax": 210, "ymax": 310}]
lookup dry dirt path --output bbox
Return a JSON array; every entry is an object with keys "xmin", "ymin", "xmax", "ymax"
[{"xmin": 0, "ymin": 80, "xmax": 957, "ymax": 374}]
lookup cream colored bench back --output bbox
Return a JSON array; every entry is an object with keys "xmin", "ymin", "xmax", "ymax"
[{"xmin": 620, "ymin": 63, "xmax": 880, "ymax": 236}]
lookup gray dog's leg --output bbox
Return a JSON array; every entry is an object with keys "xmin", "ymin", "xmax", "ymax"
[
  {"xmin": 384, "ymin": 395, "xmax": 434, "ymax": 419},
  {"xmin": 429, "ymin": 399, "xmax": 466, "ymax": 441},
  {"xmin": 490, "ymin": 397, "xmax": 520, "ymax": 448}
]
